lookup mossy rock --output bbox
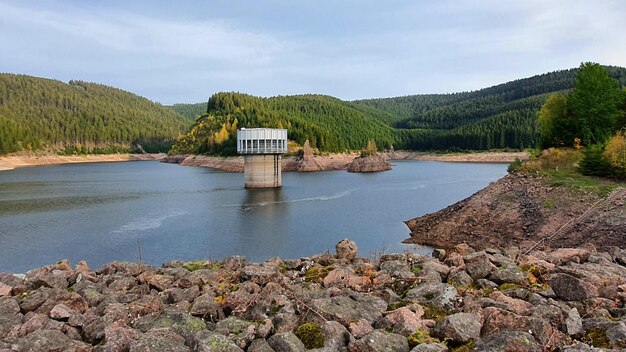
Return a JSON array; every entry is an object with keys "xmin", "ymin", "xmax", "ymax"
[
  {"xmin": 422, "ymin": 304, "xmax": 450, "ymax": 323},
  {"xmin": 497, "ymin": 283, "xmax": 521, "ymax": 291},
  {"xmin": 407, "ymin": 329, "xmax": 439, "ymax": 348},
  {"xmin": 583, "ymin": 328, "xmax": 611, "ymax": 348},
  {"xmin": 295, "ymin": 322, "xmax": 325, "ymax": 349},
  {"xmin": 304, "ymin": 266, "xmax": 333, "ymax": 283}
]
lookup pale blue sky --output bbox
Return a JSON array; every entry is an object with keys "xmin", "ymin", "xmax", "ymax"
[{"xmin": 1, "ymin": 1, "xmax": 625, "ymax": 104}]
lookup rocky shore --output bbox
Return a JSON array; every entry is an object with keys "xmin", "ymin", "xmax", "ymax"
[
  {"xmin": 405, "ymin": 174, "xmax": 626, "ymax": 253},
  {"xmin": 3, "ymin": 239, "xmax": 626, "ymax": 351}
]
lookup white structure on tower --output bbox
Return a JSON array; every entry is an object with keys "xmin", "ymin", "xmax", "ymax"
[{"xmin": 237, "ymin": 128, "xmax": 288, "ymax": 188}]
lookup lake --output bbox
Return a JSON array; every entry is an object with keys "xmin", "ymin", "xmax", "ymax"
[{"xmin": 0, "ymin": 160, "xmax": 508, "ymax": 273}]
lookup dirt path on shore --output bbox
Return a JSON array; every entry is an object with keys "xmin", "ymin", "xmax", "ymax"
[{"xmin": 0, "ymin": 153, "xmax": 165, "ymax": 171}]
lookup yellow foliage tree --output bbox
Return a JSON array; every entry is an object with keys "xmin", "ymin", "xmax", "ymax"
[{"xmin": 604, "ymin": 132, "xmax": 626, "ymax": 172}]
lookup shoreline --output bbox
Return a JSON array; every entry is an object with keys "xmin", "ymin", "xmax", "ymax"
[
  {"xmin": 0, "ymin": 153, "xmax": 166, "ymax": 171},
  {"xmin": 162, "ymin": 150, "xmax": 529, "ymax": 172},
  {"xmin": 0, "ymin": 150, "xmax": 528, "ymax": 172}
]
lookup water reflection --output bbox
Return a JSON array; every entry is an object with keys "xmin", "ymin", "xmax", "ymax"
[{"xmin": 236, "ymin": 188, "xmax": 290, "ymax": 255}]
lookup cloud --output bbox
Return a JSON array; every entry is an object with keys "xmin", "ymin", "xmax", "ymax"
[{"xmin": 0, "ymin": 0, "xmax": 625, "ymax": 104}]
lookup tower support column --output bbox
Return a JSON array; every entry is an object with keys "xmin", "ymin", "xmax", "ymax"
[{"xmin": 244, "ymin": 154, "xmax": 282, "ymax": 188}]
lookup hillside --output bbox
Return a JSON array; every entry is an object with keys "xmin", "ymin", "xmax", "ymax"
[
  {"xmin": 0, "ymin": 74, "xmax": 190, "ymax": 155},
  {"xmin": 170, "ymin": 102, "xmax": 206, "ymax": 121},
  {"xmin": 170, "ymin": 93, "xmax": 398, "ymax": 155},
  {"xmin": 173, "ymin": 66, "xmax": 626, "ymax": 155}
]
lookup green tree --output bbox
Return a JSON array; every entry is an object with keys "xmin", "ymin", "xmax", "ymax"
[
  {"xmin": 537, "ymin": 93, "xmax": 571, "ymax": 147},
  {"xmin": 568, "ymin": 62, "xmax": 626, "ymax": 145}
]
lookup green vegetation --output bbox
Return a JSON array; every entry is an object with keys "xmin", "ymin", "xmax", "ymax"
[
  {"xmin": 407, "ymin": 329, "xmax": 440, "ymax": 348},
  {"xmin": 170, "ymin": 102, "xmax": 207, "ymax": 121},
  {"xmin": 172, "ymin": 66, "xmax": 626, "ymax": 155},
  {"xmin": 518, "ymin": 148, "xmax": 621, "ymax": 197},
  {"xmin": 0, "ymin": 74, "xmax": 190, "ymax": 155},
  {"xmin": 536, "ymin": 63, "xmax": 626, "ymax": 179},
  {"xmin": 295, "ymin": 323, "xmax": 325, "ymax": 349},
  {"xmin": 583, "ymin": 328, "xmax": 611, "ymax": 348},
  {"xmin": 360, "ymin": 139, "xmax": 378, "ymax": 157}
]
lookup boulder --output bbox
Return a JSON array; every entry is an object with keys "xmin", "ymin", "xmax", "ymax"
[
  {"xmin": 379, "ymin": 260, "xmax": 414, "ymax": 279},
  {"xmin": 410, "ymin": 344, "xmax": 447, "ymax": 352},
  {"xmin": 477, "ymin": 331, "xmax": 542, "ymax": 352},
  {"xmin": 129, "ymin": 328, "xmax": 190, "ymax": 352},
  {"xmin": 565, "ymin": 308, "xmax": 583, "ymax": 338},
  {"xmin": 267, "ymin": 332, "xmax": 307, "ymax": 352},
  {"xmin": 14, "ymin": 329, "xmax": 92, "ymax": 352},
  {"xmin": 310, "ymin": 293, "xmax": 387, "ymax": 326},
  {"xmin": 336, "ymin": 239, "xmax": 358, "ymax": 261},
  {"xmin": 195, "ymin": 332, "xmax": 244, "ymax": 352},
  {"xmin": 378, "ymin": 307, "xmax": 424, "ymax": 336},
  {"xmin": 433, "ymin": 312, "xmax": 481, "ymax": 344},
  {"xmin": 347, "ymin": 330, "xmax": 409, "ymax": 352},
  {"xmin": 547, "ymin": 273, "xmax": 598, "ymax": 301},
  {"xmin": 190, "ymin": 294, "xmax": 221, "ymax": 318},
  {"xmin": 248, "ymin": 338, "xmax": 274, "ymax": 352},
  {"xmin": 349, "ymin": 319, "xmax": 373, "ymax": 339},
  {"xmin": 404, "ymin": 282, "xmax": 457, "ymax": 309},
  {"xmin": 547, "ymin": 248, "xmax": 591, "ymax": 265},
  {"xmin": 464, "ymin": 251, "xmax": 494, "ymax": 280},
  {"xmin": 0, "ymin": 297, "xmax": 23, "ymax": 337},
  {"xmin": 320, "ymin": 320, "xmax": 351, "ymax": 351}
]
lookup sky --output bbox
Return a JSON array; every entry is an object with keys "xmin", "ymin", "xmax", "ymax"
[{"xmin": 1, "ymin": 1, "xmax": 625, "ymax": 105}]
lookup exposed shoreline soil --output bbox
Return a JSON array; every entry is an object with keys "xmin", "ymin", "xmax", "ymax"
[
  {"xmin": 0, "ymin": 154, "xmax": 166, "ymax": 171},
  {"xmin": 162, "ymin": 150, "xmax": 529, "ymax": 173},
  {"xmin": 405, "ymin": 173, "xmax": 626, "ymax": 252}
]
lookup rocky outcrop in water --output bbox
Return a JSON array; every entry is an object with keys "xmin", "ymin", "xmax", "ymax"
[
  {"xmin": 346, "ymin": 154, "xmax": 392, "ymax": 173},
  {"xmin": 3, "ymin": 240, "xmax": 626, "ymax": 350}
]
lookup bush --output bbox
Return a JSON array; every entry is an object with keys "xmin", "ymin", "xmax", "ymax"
[
  {"xmin": 579, "ymin": 144, "xmax": 614, "ymax": 177},
  {"xmin": 604, "ymin": 133, "xmax": 626, "ymax": 178},
  {"xmin": 507, "ymin": 157, "xmax": 523, "ymax": 173},
  {"xmin": 360, "ymin": 139, "xmax": 378, "ymax": 157}
]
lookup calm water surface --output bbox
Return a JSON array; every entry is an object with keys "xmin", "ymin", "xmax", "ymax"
[{"xmin": 0, "ymin": 160, "xmax": 507, "ymax": 272}]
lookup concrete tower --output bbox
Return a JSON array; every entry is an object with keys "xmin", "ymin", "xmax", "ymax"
[{"xmin": 237, "ymin": 128, "xmax": 288, "ymax": 188}]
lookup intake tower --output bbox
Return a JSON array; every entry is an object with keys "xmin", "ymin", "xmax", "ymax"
[{"xmin": 236, "ymin": 128, "xmax": 288, "ymax": 188}]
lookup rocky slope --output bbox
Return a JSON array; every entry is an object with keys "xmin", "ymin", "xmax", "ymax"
[
  {"xmin": 346, "ymin": 154, "xmax": 392, "ymax": 173},
  {"xmin": 3, "ymin": 240, "xmax": 626, "ymax": 351},
  {"xmin": 405, "ymin": 174, "xmax": 626, "ymax": 252}
]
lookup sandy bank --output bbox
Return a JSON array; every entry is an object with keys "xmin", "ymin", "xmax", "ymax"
[
  {"xmin": 388, "ymin": 150, "xmax": 530, "ymax": 163},
  {"xmin": 0, "ymin": 153, "xmax": 165, "ymax": 171}
]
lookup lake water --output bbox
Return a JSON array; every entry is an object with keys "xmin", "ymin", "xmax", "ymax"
[{"xmin": 0, "ymin": 160, "xmax": 507, "ymax": 273}]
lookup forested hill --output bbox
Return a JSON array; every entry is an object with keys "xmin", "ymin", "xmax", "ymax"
[
  {"xmin": 0, "ymin": 74, "xmax": 190, "ymax": 155},
  {"xmin": 171, "ymin": 66, "xmax": 626, "ymax": 155},
  {"xmin": 170, "ymin": 102, "xmax": 206, "ymax": 121},
  {"xmin": 354, "ymin": 66, "xmax": 626, "ymax": 128},
  {"xmin": 170, "ymin": 93, "xmax": 397, "ymax": 155}
]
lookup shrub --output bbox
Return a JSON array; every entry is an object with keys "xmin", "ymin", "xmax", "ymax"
[
  {"xmin": 507, "ymin": 157, "xmax": 523, "ymax": 173},
  {"xmin": 360, "ymin": 139, "xmax": 377, "ymax": 157},
  {"xmin": 604, "ymin": 133, "xmax": 626, "ymax": 178},
  {"xmin": 579, "ymin": 144, "xmax": 614, "ymax": 177}
]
